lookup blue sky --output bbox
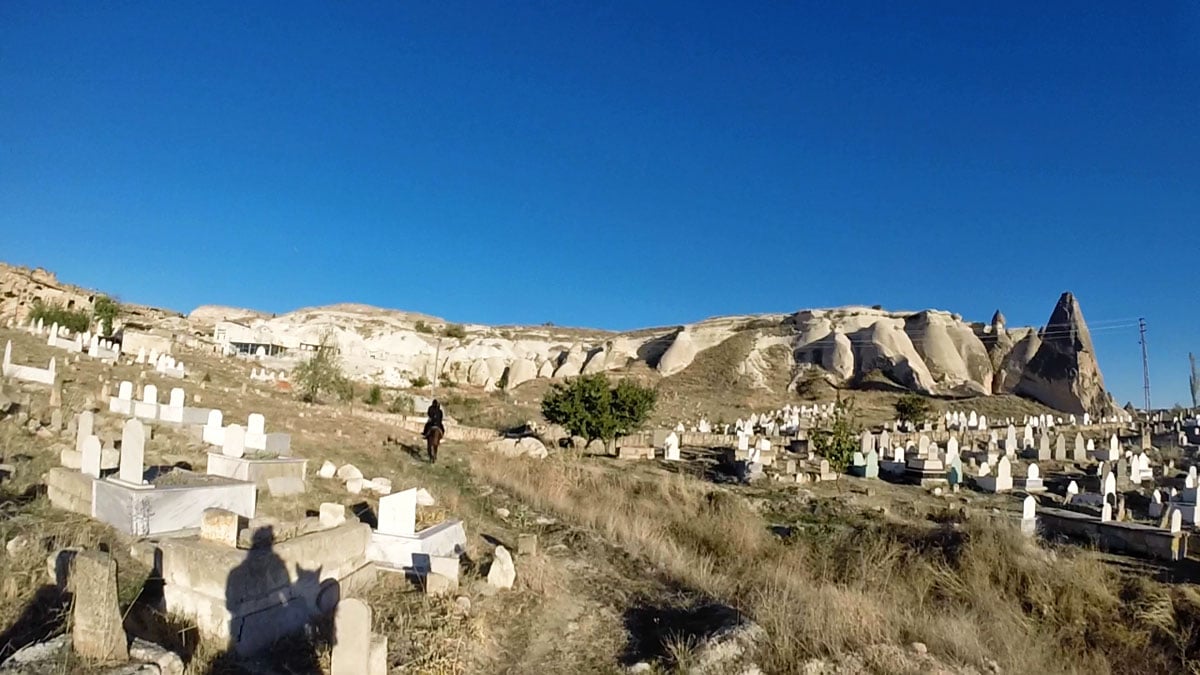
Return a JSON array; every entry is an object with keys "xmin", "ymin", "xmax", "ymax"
[{"xmin": 2, "ymin": 2, "xmax": 1197, "ymax": 406}]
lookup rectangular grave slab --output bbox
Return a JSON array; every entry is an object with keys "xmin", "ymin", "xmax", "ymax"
[
  {"xmin": 92, "ymin": 472, "xmax": 256, "ymax": 536},
  {"xmin": 205, "ymin": 453, "xmax": 308, "ymax": 488},
  {"xmin": 47, "ymin": 467, "xmax": 96, "ymax": 516},
  {"xmin": 155, "ymin": 522, "xmax": 375, "ymax": 656},
  {"xmin": 108, "ymin": 397, "xmax": 134, "ymax": 416},
  {"xmin": 367, "ymin": 519, "xmax": 467, "ymax": 570}
]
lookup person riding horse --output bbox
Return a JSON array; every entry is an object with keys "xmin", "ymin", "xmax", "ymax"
[
  {"xmin": 423, "ymin": 400, "xmax": 445, "ymax": 438},
  {"xmin": 423, "ymin": 400, "xmax": 446, "ymax": 462}
]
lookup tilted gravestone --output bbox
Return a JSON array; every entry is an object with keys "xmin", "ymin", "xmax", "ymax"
[{"xmin": 71, "ymin": 551, "xmax": 129, "ymax": 662}]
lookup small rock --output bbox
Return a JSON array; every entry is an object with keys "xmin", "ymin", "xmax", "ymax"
[
  {"xmin": 336, "ymin": 464, "xmax": 363, "ymax": 481},
  {"xmin": 6, "ymin": 535, "xmax": 30, "ymax": 555},
  {"xmin": 627, "ymin": 663, "xmax": 653, "ymax": 674},
  {"xmin": 534, "ymin": 516, "xmax": 556, "ymax": 525},
  {"xmin": 911, "ymin": 642, "xmax": 928, "ymax": 655},
  {"xmin": 319, "ymin": 503, "xmax": 346, "ymax": 528},
  {"xmin": 415, "ymin": 488, "xmax": 435, "ymax": 506},
  {"xmin": 453, "ymin": 596, "xmax": 471, "ymax": 615},
  {"xmin": 346, "ymin": 478, "xmax": 364, "ymax": 494},
  {"xmin": 130, "ymin": 638, "xmax": 185, "ymax": 675},
  {"xmin": 486, "ymin": 546, "xmax": 516, "ymax": 590},
  {"xmin": 495, "ymin": 507, "xmax": 510, "ymax": 519},
  {"xmin": 931, "ymin": 487, "xmax": 943, "ymax": 497},
  {"xmin": 424, "ymin": 573, "xmax": 455, "ymax": 597},
  {"xmin": 517, "ymin": 533, "xmax": 538, "ymax": 556},
  {"xmin": 318, "ymin": 461, "xmax": 337, "ymax": 479}
]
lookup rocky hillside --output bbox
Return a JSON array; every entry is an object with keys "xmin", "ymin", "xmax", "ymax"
[{"xmin": 0, "ymin": 262, "xmax": 1113, "ymax": 415}]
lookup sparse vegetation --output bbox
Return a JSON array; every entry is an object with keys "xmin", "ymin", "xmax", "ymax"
[
  {"xmin": 410, "ymin": 375, "xmax": 431, "ymax": 389},
  {"xmin": 414, "ymin": 320, "xmax": 434, "ymax": 334},
  {"xmin": 365, "ymin": 384, "xmax": 383, "ymax": 405},
  {"xmin": 92, "ymin": 295, "xmax": 121, "ymax": 335},
  {"xmin": 810, "ymin": 396, "xmax": 859, "ymax": 479},
  {"xmin": 388, "ymin": 392, "xmax": 415, "ymax": 415},
  {"xmin": 443, "ymin": 324, "xmax": 467, "ymax": 339},
  {"xmin": 894, "ymin": 393, "xmax": 933, "ymax": 424},
  {"xmin": 26, "ymin": 298, "xmax": 90, "ymax": 333},
  {"xmin": 291, "ymin": 332, "xmax": 352, "ymax": 403},
  {"xmin": 473, "ymin": 454, "xmax": 1200, "ymax": 674},
  {"xmin": 541, "ymin": 374, "xmax": 656, "ymax": 447}
]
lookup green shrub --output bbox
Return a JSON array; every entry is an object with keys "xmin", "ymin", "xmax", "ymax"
[
  {"xmin": 292, "ymin": 332, "xmax": 351, "ymax": 403},
  {"xmin": 27, "ymin": 298, "xmax": 90, "ymax": 333},
  {"xmin": 810, "ymin": 397, "xmax": 860, "ymax": 483},
  {"xmin": 894, "ymin": 394, "xmax": 934, "ymax": 424},
  {"xmin": 442, "ymin": 324, "xmax": 467, "ymax": 339},
  {"xmin": 388, "ymin": 393, "xmax": 415, "ymax": 415},
  {"xmin": 414, "ymin": 320, "xmax": 433, "ymax": 334},
  {"xmin": 365, "ymin": 385, "xmax": 383, "ymax": 405},
  {"xmin": 541, "ymin": 374, "xmax": 657, "ymax": 446},
  {"xmin": 410, "ymin": 375, "xmax": 431, "ymax": 389},
  {"xmin": 202, "ymin": 372, "xmax": 212, "ymax": 384}
]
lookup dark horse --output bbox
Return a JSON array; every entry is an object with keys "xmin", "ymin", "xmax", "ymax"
[{"xmin": 425, "ymin": 426, "xmax": 444, "ymax": 463}]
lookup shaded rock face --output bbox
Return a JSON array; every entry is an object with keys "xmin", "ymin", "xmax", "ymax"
[
  {"xmin": 656, "ymin": 329, "xmax": 696, "ymax": 376},
  {"xmin": 1016, "ymin": 292, "xmax": 1110, "ymax": 416}
]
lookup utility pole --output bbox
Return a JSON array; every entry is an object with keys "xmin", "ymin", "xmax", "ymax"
[
  {"xmin": 431, "ymin": 338, "xmax": 442, "ymax": 402},
  {"xmin": 1139, "ymin": 318, "xmax": 1150, "ymax": 412}
]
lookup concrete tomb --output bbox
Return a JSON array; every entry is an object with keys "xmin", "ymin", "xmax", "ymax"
[
  {"xmin": 109, "ymin": 380, "xmax": 135, "ymax": 416},
  {"xmin": 663, "ymin": 431, "xmax": 680, "ymax": 461},
  {"xmin": 2, "ymin": 340, "xmax": 56, "ymax": 386},
  {"xmin": 977, "ymin": 456, "xmax": 1013, "ymax": 493},
  {"xmin": 1022, "ymin": 462, "xmax": 1045, "ymax": 493},
  {"xmin": 367, "ymin": 487, "xmax": 467, "ymax": 572},
  {"xmin": 133, "ymin": 384, "xmax": 159, "ymax": 421}
]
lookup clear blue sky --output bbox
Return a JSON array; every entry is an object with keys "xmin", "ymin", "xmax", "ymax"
[{"xmin": 2, "ymin": 3, "xmax": 1197, "ymax": 407}]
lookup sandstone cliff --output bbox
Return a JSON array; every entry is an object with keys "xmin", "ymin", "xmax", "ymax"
[{"xmin": 0, "ymin": 262, "xmax": 1113, "ymax": 414}]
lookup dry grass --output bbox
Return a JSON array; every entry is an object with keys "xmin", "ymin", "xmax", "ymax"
[
  {"xmin": 366, "ymin": 583, "xmax": 482, "ymax": 674},
  {"xmin": 470, "ymin": 454, "xmax": 1200, "ymax": 674}
]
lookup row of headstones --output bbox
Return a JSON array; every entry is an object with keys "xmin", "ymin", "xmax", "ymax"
[
  {"xmin": 75, "ymin": 411, "xmax": 147, "ymax": 485},
  {"xmin": 203, "ymin": 410, "xmax": 289, "ymax": 458},
  {"xmin": 249, "ymin": 367, "xmax": 287, "ymax": 382},
  {"xmin": 111, "ymin": 381, "xmax": 197, "ymax": 422}
]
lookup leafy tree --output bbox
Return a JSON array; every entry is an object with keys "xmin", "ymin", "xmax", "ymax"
[
  {"xmin": 292, "ymin": 332, "xmax": 351, "ymax": 403},
  {"xmin": 442, "ymin": 324, "xmax": 467, "ymax": 339},
  {"xmin": 894, "ymin": 394, "xmax": 934, "ymax": 424},
  {"xmin": 364, "ymin": 384, "xmax": 383, "ymax": 405},
  {"xmin": 541, "ymin": 374, "xmax": 657, "ymax": 450},
  {"xmin": 27, "ymin": 298, "xmax": 90, "ymax": 333},
  {"xmin": 92, "ymin": 295, "xmax": 121, "ymax": 335},
  {"xmin": 811, "ymin": 396, "xmax": 860, "ymax": 487}
]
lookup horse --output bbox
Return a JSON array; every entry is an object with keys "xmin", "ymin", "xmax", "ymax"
[{"xmin": 425, "ymin": 426, "xmax": 444, "ymax": 464}]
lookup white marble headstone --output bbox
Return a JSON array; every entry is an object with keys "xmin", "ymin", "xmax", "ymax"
[
  {"xmin": 119, "ymin": 418, "xmax": 146, "ymax": 485},
  {"xmin": 223, "ymin": 424, "xmax": 246, "ymax": 458},
  {"xmin": 378, "ymin": 487, "xmax": 417, "ymax": 537},
  {"xmin": 81, "ymin": 435, "xmax": 102, "ymax": 478}
]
